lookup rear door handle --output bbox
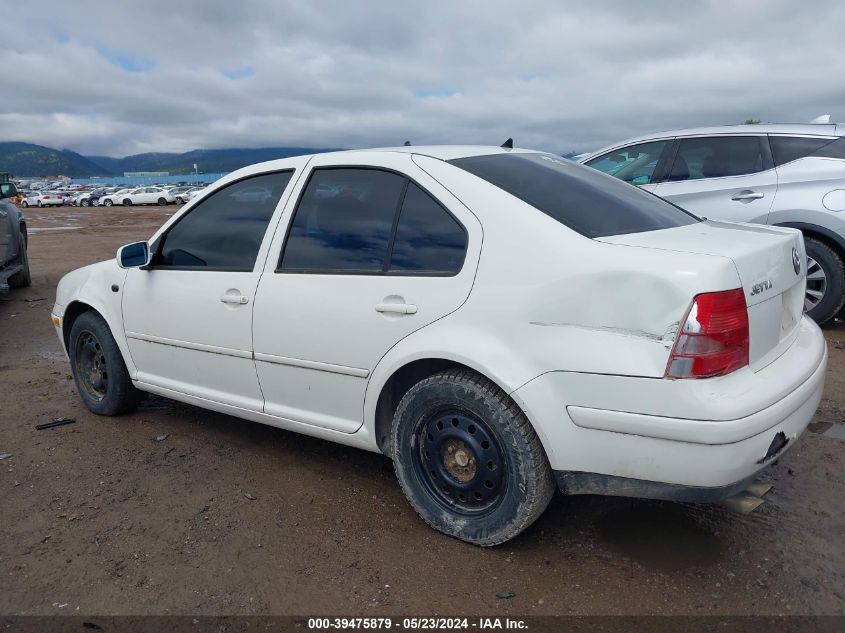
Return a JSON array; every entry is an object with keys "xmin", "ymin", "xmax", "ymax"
[
  {"xmin": 220, "ymin": 294, "xmax": 249, "ymax": 305},
  {"xmin": 731, "ymin": 190, "xmax": 765, "ymax": 201},
  {"xmin": 375, "ymin": 302, "xmax": 418, "ymax": 315}
]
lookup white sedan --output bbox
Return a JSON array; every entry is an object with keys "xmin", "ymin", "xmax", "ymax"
[
  {"xmin": 20, "ymin": 191, "xmax": 63, "ymax": 207},
  {"xmin": 100, "ymin": 187, "xmax": 175, "ymax": 207},
  {"xmin": 52, "ymin": 146, "xmax": 826, "ymax": 545}
]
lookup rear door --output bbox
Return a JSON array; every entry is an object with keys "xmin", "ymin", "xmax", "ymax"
[
  {"xmin": 652, "ymin": 135, "xmax": 778, "ymax": 222},
  {"xmin": 252, "ymin": 152, "xmax": 482, "ymax": 433}
]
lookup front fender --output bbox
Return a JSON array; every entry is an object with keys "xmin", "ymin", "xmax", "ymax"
[{"xmin": 54, "ymin": 260, "xmax": 133, "ymax": 374}]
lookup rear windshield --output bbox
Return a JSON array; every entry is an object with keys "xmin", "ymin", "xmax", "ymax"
[{"xmin": 449, "ymin": 153, "xmax": 698, "ymax": 238}]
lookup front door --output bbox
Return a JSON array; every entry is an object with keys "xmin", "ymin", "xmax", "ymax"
[
  {"xmin": 122, "ymin": 169, "xmax": 297, "ymax": 410},
  {"xmin": 652, "ymin": 135, "xmax": 778, "ymax": 223},
  {"xmin": 252, "ymin": 153, "xmax": 481, "ymax": 432}
]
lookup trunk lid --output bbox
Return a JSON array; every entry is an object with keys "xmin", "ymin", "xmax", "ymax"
[{"xmin": 598, "ymin": 220, "xmax": 806, "ymax": 370}]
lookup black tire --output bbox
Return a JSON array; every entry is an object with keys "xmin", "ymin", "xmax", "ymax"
[
  {"xmin": 122, "ymin": 198, "xmax": 131, "ymax": 207},
  {"xmin": 8, "ymin": 227, "xmax": 31, "ymax": 289},
  {"xmin": 157, "ymin": 197, "xmax": 167, "ymax": 206},
  {"xmin": 804, "ymin": 237, "xmax": 845, "ymax": 325},
  {"xmin": 103, "ymin": 199, "xmax": 113, "ymax": 207},
  {"xmin": 37, "ymin": 200, "xmax": 42, "ymax": 208},
  {"xmin": 391, "ymin": 369, "xmax": 555, "ymax": 546},
  {"xmin": 176, "ymin": 196, "xmax": 184, "ymax": 204},
  {"xmin": 69, "ymin": 311, "xmax": 143, "ymax": 416},
  {"xmin": 21, "ymin": 200, "xmax": 28, "ymax": 208},
  {"xmin": 81, "ymin": 199, "xmax": 90, "ymax": 207}
]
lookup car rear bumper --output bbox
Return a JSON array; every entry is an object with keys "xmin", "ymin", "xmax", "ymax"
[{"xmin": 512, "ymin": 316, "xmax": 827, "ymax": 493}]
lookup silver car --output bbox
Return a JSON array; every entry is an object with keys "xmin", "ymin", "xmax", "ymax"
[{"xmin": 581, "ymin": 123, "xmax": 845, "ymax": 324}]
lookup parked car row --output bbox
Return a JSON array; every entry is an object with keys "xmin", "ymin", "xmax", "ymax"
[{"xmin": 14, "ymin": 185, "xmax": 207, "ymax": 208}]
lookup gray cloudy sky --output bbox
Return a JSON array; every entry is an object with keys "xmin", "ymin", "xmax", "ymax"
[{"xmin": 2, "ymin": 0, "xmax": 844, "ymax": 157}]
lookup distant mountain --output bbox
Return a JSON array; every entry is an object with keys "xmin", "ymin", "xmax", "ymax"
[
  {"xmin": 0, "ymin": 143, "xmax": 338, "ymax": 177},
  {"xmin": 86, "ymin": 147, "xmax": 337, "ymax": 175},
  {"xmin": 0, "ymin": 142, "xmax": 112, "ymax": 177}
]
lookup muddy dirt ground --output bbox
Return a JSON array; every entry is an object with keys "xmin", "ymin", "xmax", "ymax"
[{"xmin": 0, "ymin": 205, "xmax": 843, "ymax": 616}]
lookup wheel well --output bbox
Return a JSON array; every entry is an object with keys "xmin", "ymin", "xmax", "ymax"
[
  {"xmin": 61, "ymin": 301, "xmax": 97, "ymax": 351},
  {"xmin": 373, "ymin": 358, "xmax": 478, "ymax": 455}
]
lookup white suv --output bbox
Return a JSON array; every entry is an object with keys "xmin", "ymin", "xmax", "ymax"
[
  {"xmin": 52, "ymin": 146, "xmax": 826, "ymax": 545},
  {"xmin": 581, "ymin": 123, "xmax": 845, "ymax": 324}
]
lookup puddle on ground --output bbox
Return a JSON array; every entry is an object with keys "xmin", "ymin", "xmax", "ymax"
[{"xmin": 596, "ymin": 500, "xmax": 725, "ymax": 572}]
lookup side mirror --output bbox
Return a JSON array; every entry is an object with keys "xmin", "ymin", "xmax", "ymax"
[{"xmin": 117, "ymin": 241, "xmax": 150, "ymax": 269}]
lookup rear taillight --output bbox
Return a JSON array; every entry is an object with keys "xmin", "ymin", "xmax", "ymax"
[{"xmin": 665, "ymin": 288, "xmax": 749, "ymax": 379}]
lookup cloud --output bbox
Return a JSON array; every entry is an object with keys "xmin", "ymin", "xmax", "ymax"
[{"xmin": 1, "ymin": 0, "xmax": 843, "ymax": 157}]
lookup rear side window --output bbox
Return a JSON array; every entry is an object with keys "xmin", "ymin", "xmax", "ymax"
[
  {"xmin": 585, "ymin": 140, "xmax": 668, "ymax": 185},
  {"xmin": 157, "ymin": 171, "xmax": 292, "ymax": 270},
  {"xmin": 280, "ymin": 168, "xmax": 405, "ymax": 273},
  {"xmin": 668, "ymin": 136, "xmax": 766, "ymax": 181},
  {"xmin": 449, "ymin": 153, "xmax": 697, "ymax": 238},
  {"xmin": 389, "ymin": 183, "xmax": 466, "ymax": 274},
  {"xmin": 770, "ymin": 136, "xmax": 835, "ymax": 166}
]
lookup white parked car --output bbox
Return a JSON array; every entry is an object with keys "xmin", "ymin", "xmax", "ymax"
[
  {"xmin": 52, "ymin": 146, "xmax": 827, "ymax": 545},
  {"xmin": 580, "ymin": 123, "xmax": 845, "ymax": 324},
  {"xmin": 20, "ymin": 191, "xmax": 63, "ymax": 207},
  {"xmin": 100, "ymin": 187, "xmax": 175, "ymax": 207}
]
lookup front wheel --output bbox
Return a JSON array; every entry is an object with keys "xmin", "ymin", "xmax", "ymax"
[
  {"xmin": 81, "ymin": 199, "xmax": 90, "ymax": 207},
  {"xmin": 391, "ymin": 369, "xmax": 555, "ymax": 546},
  {"xmin": 69, "ymin": 312, "xmax": 143, "ymax": 415},
  {"xmin": 21, "ymin": 200, "xmax": 28, "ymax": 208},
  {"xmin": 103, "ymin": 199, "xmax": 113, "ymax": 207},
  {"xmin": 157, "ymin": 197, "xmax": 167, "ymax": 206},
  {"xmin": 804, "ymin": 237, "xmax": 845, "ymax": 325},
  {"xmin": 37, "ymin": 200, "xmax": 43, "ymax": 207},
  {"xmin": 122, "ymin": 198, "xmax": 131, "ymax": 207}
]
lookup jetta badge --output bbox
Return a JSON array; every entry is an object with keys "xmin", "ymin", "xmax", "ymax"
[{"xmin": 792, "ymin": 247, "xmax": 801, "ymax": 276}]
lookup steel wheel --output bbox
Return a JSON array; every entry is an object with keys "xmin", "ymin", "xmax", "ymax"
[
  {"xmin": 73, "ymin": 330, "xmax": 109, "ymax": 402},
  {"xmin": 414, "ymin": 409, "xmax": 506, "ymax": 515},
  {"xmin": 805, "ymin": 255, "xmax": 828, "ymax": 312}
]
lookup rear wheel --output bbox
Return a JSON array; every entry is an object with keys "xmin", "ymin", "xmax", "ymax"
[
  {"xmin": 157, "ymin": 197, "xmax": 167, "ymax": 206},
  {"xmin": 21, "ymin": 200, "xmax": 28, "ymax": 208},
  {"xmin": 8, "ymin": 227, "xmax": 31, "ymax": 289},
  {"xmin": 69, "ymin": 312, "xmax": 143, "ymax": 415},
  {"xmin": 37, "ymin": 200, "xmax": 42, "ymax": 208},
  {"xmin": 81, "ymin": 199, "xmax": 90, "ymax": 207},
  {"xmin": 391, "ymin": 369, "xmax": 555, "ymax": 546},
  {"xmin": 804, "ymin": 237, "xmax": 845, "ymax": 325}
]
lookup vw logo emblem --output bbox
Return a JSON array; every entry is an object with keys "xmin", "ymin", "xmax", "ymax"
[{"xmin": 792, "ymin": 247, "xmax": 801, "ymax": 275}]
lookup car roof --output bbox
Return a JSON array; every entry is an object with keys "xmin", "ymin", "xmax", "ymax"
[
  {"xmin": 232, "ymin": 145, "xmax": 543, "ymax": 176},
  {"xmin": 585, "ymin": 123, "xmax": 843, "ymax": 159}
]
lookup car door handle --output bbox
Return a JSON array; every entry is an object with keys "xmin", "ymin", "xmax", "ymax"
[
  {"xmin": 375, "ymin": 302, "xmax": 418, "ymax": 315},
  {"xmin": 731, "ymin": 190, "xmax": 765, "ymax": 201},
  {"xmin": 220, "ymin": 294, "xmax": 249, "ymax": 305}
]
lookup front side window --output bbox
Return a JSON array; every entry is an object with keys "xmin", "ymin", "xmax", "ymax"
[
  {"xmin": 585, "ymin": 140, "xmax": 668, "ymax": 185},
  {"xmin": 668, "ymin": 136, "xmax": 765, "ymax": 181},
  {"xmin": 156, "ymin": 171, "xmax": 292, "ymax": 270},
  {"xmin": 280, "ymin": 168, "xmax": 406, "ymax": 273},
  {"xmin": 450, "ymin": 153, "xmax": 698, "ymax": 239}
]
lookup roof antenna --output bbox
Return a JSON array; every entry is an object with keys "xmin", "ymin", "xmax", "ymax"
[
  {"xmin": 809, "ymin": 114, "xmax": 832, "ymax": 124},
  {"xmin": 403, "ymin": 140, "xmax": 412, "ymax": 146},
  {"xmin": 501, "ymin": 138, "xmax": 513, "ymax": 149}
]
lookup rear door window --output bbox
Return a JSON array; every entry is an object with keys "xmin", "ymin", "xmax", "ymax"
[
  {"xmin": 280, "ymin": 168, "xmax": 405, "ymax": 273},
  {"xmin": 585, "ymin": 140, "xmax": 668, "ymax": 185},
  {"xmin": 450, "ymin": 153, "xmax": 698, "ymax": 238},
  {"xmin": 667, "ymin": 136, "xmax": 766, "ymax": 181},
  {"xmin": 388, "ymin": 183, "xmax": 467, "ymax": 274}
]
